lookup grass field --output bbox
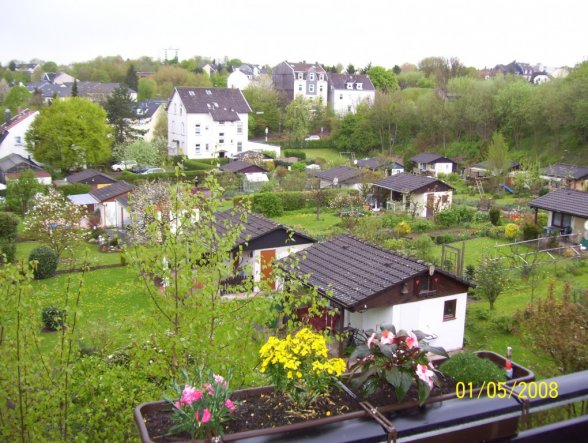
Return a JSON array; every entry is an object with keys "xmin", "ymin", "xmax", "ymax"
[
  {"xmin": 301, "ymin": 148, "xmax": 347, "ymax": 164},
  {"xmin": 272, "ymin": 208, "xmax": 343, "ymax": 239}
]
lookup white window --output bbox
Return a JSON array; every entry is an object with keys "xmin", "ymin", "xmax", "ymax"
[
  {"xmin": 309, "ymin": 72, "xmax": 315, "ymax": 81},
  {"xmin": 174, "ymin": 103, "xmax": 177, "ymax": 113},
  {"xmin": 14, "ymin": 136, "xmax": 22, "ymax": 145},
  {"xmin": 219, "ymin": 121, "xmax": 225, "ymax": 126},
  {"xmin": 195, "ymin": 124, "xmax": 201, "ymax": 135},
  {"xmin": 237, "ymin": 123, "xmax": 243, "ymax": 134},
  {"xmin": 205, "ymin": 143, "xmax": 210, "ymax": 151},
  {"xmin": 297, "ymin": 72, "xmax": 303, "ymax": 80},
  {"xmin": 188, "ymin": 91, "xmax": 195, "ymax": 96},
  {"xmin": 180, "ymin": 106, "xmax": 183, "ymax": 116},
  {"xmin": 339, "ymin": 94, "xmax": 343, "ymax": 100},
  {"xmin": 319, "ymin": 85, "xmax": 323, "ymax": 92},
  {"xmin": 237, "ymin": 142, "xmax": 242, "ymax": 152},
  {"xmin": 309, "ymin": 84, "xmax": 315, "ymax": 93},
  {"xmin": 195, "ymin": 144, "xmax": 201, "ymax": 153},
  {"xmin": 346, "ymin": 82, "xmax": 353, "ymax": 90},
  {"xmin": 219, "ymin": 133, "xmax": 225, "ymax": 144},
  {"xmin": 298, "ymin": 84, "xmax": 303, "ymax": 92},
  {"xmin": 319, "ymin": 74, "xmax": 324, "ymax": 81},
  {"xmin": 356, "ymin": 83, "xmax": 363, "ymax": 90},
  {"xmin": 205, "ymin": 90, "xmax": 212, "ymax": 95}
]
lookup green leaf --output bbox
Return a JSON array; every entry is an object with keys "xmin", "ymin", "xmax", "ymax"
[
  {"xmin": 350, "ymin": 344, "xmax": 371, "ymax": 360},
  {"xmin": 421, "ymin": 344, "xmax": 449, "ymax": 357},
  {"xmin": 417, "ymin": 380, "xmax": 430, "ymax": 405},
  {"xmin": 386, "ymin": 368, "xmax": 413, "ymax": 402},
  {"xmin": 397, "ymin": 329, "xmax": 408, "ymax": 337},
  {"xmin": 378, "ymin": 342, "xmax": 397, "ymax": 358},
  {"xmin": 380, "ymin": 323, "xmax": 395, "ymax": 332},
  {"xmin": 413, "ymin": 329, "xmax": 427, "ymax": 341}
]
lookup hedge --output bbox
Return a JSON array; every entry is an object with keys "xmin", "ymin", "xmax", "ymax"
[
  {"xmin": 283, "ymin": 150, "xmax": 306, "ymax": 160},
  {"xmin": 59, "ymin": 183, "xmax": 92, "ymax": 196},
  {"xmin": 29, "ymin": 246, "xmax": 59, "ymax": 280},
  {"xmin": 119, "ymin": 170, "xmax": 209, "ymax": 184},
  {"xmin": 247, "ymin": 189, "xmax": 360, "ymax": 214}
]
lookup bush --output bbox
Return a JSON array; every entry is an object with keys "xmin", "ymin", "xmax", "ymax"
[
  {"xmin": 42, "ymin": 306, "xmax": 66, "ymax": 331},
  {"xmin": 434, "ymin": 233, "xmax": 454, "ymax": 244},
  {"xmin": 0, "ymin": 212, "xmax": 18, "ymax": 263},
  {"xmin": 283, "ymin": 149, "xmax": 306, "ymax": 160},
  {"xmin": 465, "ymin": 264, "xmax": 476, "ymax": 281},
  {"xmin": 233, "ymin": 195, "xmax": 253, "ymax": 207},
  {"xmin": 521, "ymin": 222, "xmax": 541, "ymax": 240},
  {"xmin": 473, "ymin": 211, "xmax": 490, "ymax": 223},
  {"xmin": 435, "ymin": 206, "xmax": 476, "ymax": 227},
  {"xmin": 279, "ymin": 192, "xmax": 308, "ymax": 211},
  {"xmin": 0, "ymin": 241, "xmax": 16, "ymax": 263},
  {"xmin": 411, "ymin": 220, "xmax": 433, "ymax": 233},
  {"xmin": 58, "ymin": 183, "xmax": 92, "ymax": 196},
  {"xmin": 492, "ymin": 315, "xmax": 515, "ymax": 333},
  {"xmin": 504, "ymin": 223, "xmax": 520, "ymax": 240},
  {"xmin": 252, "ymin": 193, "xmax": 284, "ymax": 217},
  {"xmin": 489, "ymin": 207, "xmax": 501, "ymax": 226},
  {"xmin": 182, "ymin": 159, "xmax": 216, "ymax": 171},
  {"xmin": 29, "ymin": 246, "xmax": 59, "ymax": 279},
  {"xmin": 291, "ymin": 162, "xmax": 307, "ymax": 172},
  {"xmin": 439, "ymin": 352, "xmax": 507, "ymax": 387}
]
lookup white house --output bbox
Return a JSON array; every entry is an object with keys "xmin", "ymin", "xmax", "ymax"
[
  {"xmin": 227, "ymin": 70, "xmax": 251, "ymax": 90},
  {"xmin": 215, "ymin": 210, "xmax": 316, "ymax": 291},
  {"xmin": 410, "ymin": 153, "xmax": 456, "ymax": 177},
  {"xmin": 279, "ymin": 235, "xmax": 471, "ymax": 352},
  {"xmin": 272, "ymin": 61, "xmax": 328, "ymax": 103},
  {"xmin": 328, "ymin": 74, "xmax": 375, "ymax": 115},
  {"xmin": 529, "ymin": 188, "xmax": 588, "ymax": 241},
  {"xmin": 373, "ymin": 173, "xmax": 454, "ymax": 219},
  {"xmin": 43, "ymin": 72, "xmax": 76, "ymax": 85},
  {"xmin": 0, "ymin": 109, "xmax": 39, "ymax": 160},
  {"xmin": 0, "ymin": 153, "xmax": 51, "ymax": 186},
  {"xmin": 70, "ymin": 181, "xmax": 135, "ymax": 228},
  {"xmin": 135, "ymin": 99, "xmax": 167, "ymax": 141},
  {"xmin": 167, "ymin": 87, "xmax": 251, "ymax": 159}
]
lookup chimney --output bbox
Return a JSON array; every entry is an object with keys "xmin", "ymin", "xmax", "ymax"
[{"xmin": 5, "ymin": 109, "xmax": 10, "ymax": 124}]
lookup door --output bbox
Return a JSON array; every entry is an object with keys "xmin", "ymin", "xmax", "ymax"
[
  {"xmin": 426, "ymin": 194, "xmax": 435, "ymax": 219},
  {"xmin": 260, "ymin": 249, "xmax": 276, "ymax": 289}
]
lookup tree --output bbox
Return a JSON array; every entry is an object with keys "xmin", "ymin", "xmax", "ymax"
[
  {"xmin": 366, "ymin": 66, "xmax": 399, "ymax": 92},
  {"xmin": 242, "ymin": 74, "xmax": 282, "ymax": 137},
  {"xmin": 125, "ymin": 64, "xmax": 138, "ymax": 92},
  {"xmin": 25, "ymin": 98, "xmax": 112, "ymax": 171},
  {"xmin": 0, "ymin": 212, "xmax": 19, "ymax": 263},
  {"xmin": 112, "ymin": 139, "xmax": 161, "ymax": 166},
  {"xmin": 346, "ymin": 64, "xmax": 356, "ymax": 74},
  {"xmin": 486, "ymin": 131, "xmax": 511, "ymax": 183},
  {"xmin": 104, "ymin": 85, "xmax": 143, "ymax": 145},
  {"xmin": 42, "ymin": 61, "xmax": 58, "ymax": 72},
  {"xmin": 284, "ymin": 96, "xmax": 312, "ymax": 147},
  {"xmin": 71, "ymin": 78, "xmax": 78, "ymax": 97},
  {"xmin": 138, "ymin": 78, "xmax": 157, "ymax": 101},
  {"xmin": 514, "ymin": 283, "xmax": 587, "ymax": 374},
  {"xmin": 473, "ymin": 256, "xmax": 509, "ymax": 310},
  {"xmin": 3, "ymin": 85, "xmax": 32, "ymax": 115},
  {"xmin": 153, "ymin": 110, "xmax": 168, "ymax": 141},
  {"xmin": 23, "ymin": 187, "xmax": 87, "ymax": 258},
  {"xmin": 5, "ymin": 169, "xmax": 45, "ymax": 215}
]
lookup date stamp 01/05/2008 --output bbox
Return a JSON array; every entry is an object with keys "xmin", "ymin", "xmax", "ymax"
[{"xmin": 455, "ymin": 381, "xmax": 559, "ymax": 400}]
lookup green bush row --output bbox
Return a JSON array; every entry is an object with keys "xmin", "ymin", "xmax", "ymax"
[
  {"xmin": 282, "ymin": 149, "xmax": 306, "ymax": 160},
  {"xmin": 119, "ymin": 170, "xmax": 209, "ymax": 184}
]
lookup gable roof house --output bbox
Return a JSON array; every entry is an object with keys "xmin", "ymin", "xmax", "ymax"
[
  {"xmin": 167, "ymin": 87, "xmax": 251, "ymax": 159},
  {"xmin": 0, "ymin": 153, "xmax": 51, "ymax": 187},
  {"xmin": 316, "ymin": 166, "xmax": 364, "ymax": 190},
  {"xmin": 466, "ymin": 161, "xmax": 521, "ymax": 179},
  {"xmin": 25, "ymin": 81, "xmax": 135, "ymax": 104},
  {"xmin": 64, "ymin": 169, "xmax": 117, "ymax": 190},
  {"xmin": 278, "ymin": 235, "xmax": 471, "ymax": 352},
  {"xmin": 410, "ymin": 153, "xmax": 456, "ymax": 177},
  {"xmin": 213, "ymin": 210, "xmax": 316, "ymax": 291},
  {"xmin": 0, "ymin": 108, "xmax": 39, "ymax": 160},
  {"xmin": 328, "ymin": 74, "xmax": 375, "ymax": 115},
  {"xmin": 373, "ymin": 173, "xmax": 454, "ymax": 218},
  {"xmin": 134, "ymin": 99, "xmax": 167, "ymax": 141},
  {"xmin": 227, "ymin": 64, "xmax": 265, "ymax": 90},
  {"xmin": 272, "ymin": 61, "xmax": 328, "ymax": 103},
  {"xmin": 529, "ymin": 188, "xmax": 588, "ymax": 241},
  {"xmin": 75, "ymin": 181, "xmax": 135, "ymax": 228},
  {"xmin": 42, "ymin": 72, "xmax": 76, "ymax": 85},
  {"xmin": 540, "ymin": 163, "xmax": 588, "ymax": 191},
  {"xmin": 220, "ymin": 160, "xmax": 269, "ymax": 192}
]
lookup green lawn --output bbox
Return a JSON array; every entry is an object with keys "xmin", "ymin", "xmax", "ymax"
[
  {"xmin": 272, "ymin": 208, "xmax": 343, "ymax": 239},
  {"xmin": 16, "ymin": 240, "xmax": 123, "ymax": 270},
  {"xmin": 301, "ymin": 148, "xmax": 347, "ymax": 164},
  {"xmin": 433, "ymin": 236, "xmax": 588, "ymax": 378},
  {"xmin": 33, "ymin": 266, "xmax": 152, "ymax": 352}
]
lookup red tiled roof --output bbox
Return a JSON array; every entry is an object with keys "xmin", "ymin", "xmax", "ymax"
[{"xmin": 0, "ymin": 109, "xmax": 38, "ymax": 132}]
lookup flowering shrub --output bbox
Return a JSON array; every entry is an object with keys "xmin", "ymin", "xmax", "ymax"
[
  {"xmin": 167, "ymin": 369, "xmax": 235, "ymax": 440},
  {"xmin": 504, "ymin": 223, "xmax": 520, "ymax": 240},
  {"xmin": 259, "ymin": 328, "xmax": 347, "ymax": 407},
  {"xmin": 349, "ymin": 324, "xmax": 448, "ymax": 404}
]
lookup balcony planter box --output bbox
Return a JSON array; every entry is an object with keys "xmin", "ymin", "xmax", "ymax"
[{"xmin": 134, "ymin": 351, "xmax": 534, "ymax": 443}]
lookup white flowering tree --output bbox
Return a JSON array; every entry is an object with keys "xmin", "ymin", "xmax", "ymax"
[{"xmin": 23, "ymin": 187, "xmax": 87, "ymax": 258}]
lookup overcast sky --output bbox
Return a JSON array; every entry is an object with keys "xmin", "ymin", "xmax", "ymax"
[{"xmin": 3, "ymin": 0, "xmax": 587, "ymax": 69}]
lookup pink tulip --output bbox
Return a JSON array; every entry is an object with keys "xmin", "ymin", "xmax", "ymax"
[
  {"xmin": 203, "ymin": 383, "xmax": 215, "ymax": 396},
  {"xmin": 201, "ymin": 409, "xmax": 212, "ymax": 423},
  {"xmin": 214, "ymin": 374, "xmax": 227, "ymax": 387}
]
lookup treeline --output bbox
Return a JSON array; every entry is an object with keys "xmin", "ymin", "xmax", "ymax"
[{"xmin": 330, "ymin": 62, "xmax": 588, "ymax": 164}]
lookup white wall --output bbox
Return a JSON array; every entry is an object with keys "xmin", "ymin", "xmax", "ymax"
[
  {"xmin": 345, "ymin": 292, "xmax": 467, "ymax": 352},
  {"xmin": 227, "ymin": 71, "xmax": 250, "ymax": 90},
  {"xmin": 167, "ymin": 92, "xmax": 249, "ymax": 159},
  {"xmin": 135, "ymin": 105, "xmax": 164, "ymax": 142},
  {"xmin": 240, "ymin": 243, "xmax": 314, "ymax": 285},
  {"xmin": 331, "ymin": 90, "xmax": 375, "ymax": 115},
  {"xmin": 0, "ymin": 111, "xmax": 39, "ymax": 160},
  {"xmin": 412, "ymin": 190, "xmax": 453, "ymax": 218},
  {"xmin": 433, "ymin": 162, "xmax": 454, "ymax": 176}
]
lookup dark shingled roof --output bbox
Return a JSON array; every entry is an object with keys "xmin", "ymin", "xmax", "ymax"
[
  {"xmin": 289, "ymin": 62, "xmax": 327, "ymax": 73},
  {"xmin": 329, "ymin": 74, "xmax": 375, "ymax": 91},
  {"xmin": 410, "ymin": 153, "xmax": 454, "ymax": 164},
  {"xmin": 356, "ymin": 158, "xmax": 384, "ymax": 169},
  {"xmin": 174, "ymin": 88, "xmax": 251, "ymax": 116},
  {"xmin": 0, "ymin": 153, "xmax": 43, "ymax": 173},
  {"xmin": 529, "ymin": 188, "xmax": 588, "ymax": 218},
  {"xmin": 316, "ymin": 166, "xmax": 362, "ymax": 184},
  {"xmin": 90, "ymin": 181, "xmax": 135, "ymax": 202},
  {"xmin": 65, "ymin": 169, "xmax": 116, "ymax": 184},
  {"xmin": 472, "ymin": 160, "xmax": 521, "ymax": 170},
  {"xmin": 214, "ymin": 209, "xmax": 314, "ymax": 248},
  {"xmin": 136, "ymin": 99, "xmax": 166, "ymax": 119},
  {"xmin": 541, "ymin": 163, "xmax": 588, "ymax": 180},
  {"xmin": 279, "ymin": 235, "xmax": 429, "ymax": 309},
  {"xmin": 374, "ymin": 172, "xmax": 453, "ymax": 193},
  {"xmin": 220, "ymin": 160, "xmax": 267, "ymax": 173}
]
